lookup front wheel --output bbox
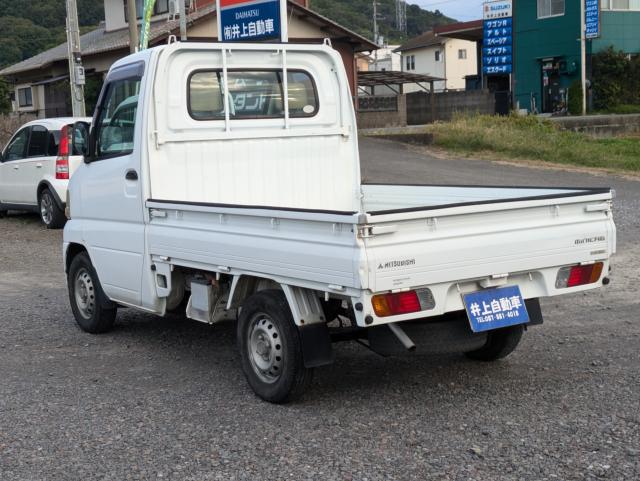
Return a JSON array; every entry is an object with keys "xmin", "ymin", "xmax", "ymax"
[
  {"xmin": 39, "ymin": 188, "xmax": 66, "ymax": 229},
  {"xmin": 464, "ymin": 324, "xmax": 524, "ymax": 361},
  {"xmin": 237, "ymin": 290, "xmax": 313, "ymax": 403},
  {"xmin": 67, "ymin": 252, "xmax": 117, "ymax": 333}
]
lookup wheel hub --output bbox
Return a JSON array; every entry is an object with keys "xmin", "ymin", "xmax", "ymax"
[
  {"xmin": 74, "ymin": 268, "xmax": 96, "ymax": 320},
  {"xmin": 248, "ymin": 316, "xmax": 284, "ymax": 384},
  {"xmin": 40, "ymin": 193, "xmax": 53, "ymax": 224}
]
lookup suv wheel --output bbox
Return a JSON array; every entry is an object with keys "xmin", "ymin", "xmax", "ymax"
[{"xmin": 39, "ymin": 188, "xmax": 66, "ymax": 229}]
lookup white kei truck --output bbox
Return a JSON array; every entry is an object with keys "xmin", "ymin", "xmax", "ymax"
[{"xmin": 64, "ymin": 41, "xmax": 616, "ymax": 403}]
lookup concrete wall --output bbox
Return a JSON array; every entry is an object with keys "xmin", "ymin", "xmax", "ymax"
[
  {"xmin": 357, "ymin": 95, "xmax": 407, "ymax": 129},
  {"xmin": 407, "ymin": 89, "xmax": 494, "ymax": 125},
  {"xmin": 550, "ymin": 113, "xmax": 640, "ymax": 137},
  {"xmin": 356, "ymin": 90, "xmax": 495, "ymax": 128}
]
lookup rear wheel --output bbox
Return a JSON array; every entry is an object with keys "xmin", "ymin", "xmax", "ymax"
[
  {"xmin": 237, "ymin": 290, "xmax": 313, "ymax": 403},
  {"xmin": 0, "ymin": 205, "xmax": 5, "ymax": 218},
  {"xmin": 39, "ymin": 188, "xmax": 66, "ymax": 229},
  {"xmin": 464, "ymin": 324, "xmax": 524, "ymax": 361},
  {"xmin": 67, "ymin": 252, "xmax": 117, "ymax": 333}
]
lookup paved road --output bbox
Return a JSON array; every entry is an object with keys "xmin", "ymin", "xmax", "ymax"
[{"xmin": 1, "ymin": 137, "xmax": 638, "ymax": 481}]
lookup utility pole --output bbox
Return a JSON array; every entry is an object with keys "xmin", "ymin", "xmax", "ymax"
[
  {"xmin": 396, "ymin": 0, "xmax": 406, "ymax": 34},
  {"xmin": 579, "ymin": 0, "xmax": 587, "ymax": 116},
  {"xmin": 65, "ymin": 0, "xmax": 86, "ymax": 117},
  {"xmin": 179, "ymin": 0, "xmax": 187, "ymax": 41},
  {"xmin": 373, "ymin": 1, "xmax": 381, "ymax": 70},
  {"xmin": 127, "ymin": 0, "xmax": 139, "ymax": 53}
]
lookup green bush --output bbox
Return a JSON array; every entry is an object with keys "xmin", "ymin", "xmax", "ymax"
[
  {"xmin": 421, "ymin": 114, "xmax": 640, "ymax": 173},
  {"xmin": 592, "ymin": 47, "xmax": 640, "ymax": 110},
  {"xmin": 567, "ymin": 80, "xmax": 583, "ymax": 116}
]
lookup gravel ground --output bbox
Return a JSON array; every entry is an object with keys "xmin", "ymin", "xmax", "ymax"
[{"xmin": 1, "ymin": 137, "xmax": 639, "ymax": 481}]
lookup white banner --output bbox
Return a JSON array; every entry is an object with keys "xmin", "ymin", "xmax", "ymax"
[{"xmin": 483, "ymin": 0, "xmax": 513, "ymax": 20}]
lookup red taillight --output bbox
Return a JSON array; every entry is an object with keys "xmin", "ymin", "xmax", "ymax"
[
  {"xmin": 372, "ymin": 291, "xmax": 421, "ymax": 317},
  {"xmin": 556, "ymin": 262, "xmax": 604, "ymax": 288},
  {"xmin": 56, "ymin": 125, "xmax": 70, "ymax": 180}
]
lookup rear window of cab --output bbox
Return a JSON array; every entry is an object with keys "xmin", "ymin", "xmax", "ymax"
[{"xmin": 188, "ymin": 70, "xmax": 319, "ymax": 121}]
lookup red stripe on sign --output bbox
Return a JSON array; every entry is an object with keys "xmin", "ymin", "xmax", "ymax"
[{"xmin": 220, "ymin": 0, "xmax": 259, "ymax": 7}]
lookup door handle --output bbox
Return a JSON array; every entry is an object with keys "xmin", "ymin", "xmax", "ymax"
[
  {"xmin": 36, "ymin": 163, "xmax": 43, "ymax": 168},
  {"xmin": 13, "ymin": 165, "xmax": 19, "ymax": 170},
  {"xmin": 125, "ymin": 169, "xmax": 138, "ymax": 181}
]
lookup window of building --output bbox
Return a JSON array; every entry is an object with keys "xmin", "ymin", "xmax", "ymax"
[
  {"xmin": 435, "ymin": 50, "xmax": 441, "ymax": 62},
  {"xmin": 94, "ymin": 77, "xmax": 141, "ymax": 158},
  {"xmin": 602, "ymin": 0, "xmax": 640, "ymax": 10},
  {"xmin": 458, "ymin": 49, "xmax": 467, "ymax": 60},
  {"xmin": 188, "ymin": 70, "xmax": 318, "ymax": 121},
  {"xmin": 18, "ymin": 87, "xmax": 32, "ymax": 107},
  {"xmin": 405, "ymin": 55, "xmax": 415, "ymax": 71},
  {"xmin": 537, "ymin": 0, "xmax": 565, "ymax": 18},
  {"xmin": 124, "ymin": 0, "xmax": 169, "ymax": 21}
]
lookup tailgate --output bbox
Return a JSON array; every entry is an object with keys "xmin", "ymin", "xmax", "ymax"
[{"xmin": 360, "ymin": 186, "xmax": 615, "ymax": 311}]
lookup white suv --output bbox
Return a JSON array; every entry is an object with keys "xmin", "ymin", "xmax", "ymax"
[{"xmin": 0, "ymin": 117, "xmax": 91, "ymax": 228}]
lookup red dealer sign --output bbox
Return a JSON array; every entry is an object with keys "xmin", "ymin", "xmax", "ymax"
[{"xmin": 216, "ymin": 0, "xmax": 288, "ymax": 42}]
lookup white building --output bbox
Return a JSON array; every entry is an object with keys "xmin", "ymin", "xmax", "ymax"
[
  {"xmin": 369, "ymin": 45, "xmax": 402, "ymax": 72},
  {"xmin": 395, "ymin": 31, "xmax": 477, "ymax": 92}
]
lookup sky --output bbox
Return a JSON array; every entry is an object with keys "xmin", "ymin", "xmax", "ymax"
[{"xmin": 411, "ymin": 0, "xmax": 485, "ymax": 21}]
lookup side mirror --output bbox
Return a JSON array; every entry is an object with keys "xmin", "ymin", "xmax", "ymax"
[{"xmin": 71, "ymin": 121, "xmax": 91, "ymax": 161}]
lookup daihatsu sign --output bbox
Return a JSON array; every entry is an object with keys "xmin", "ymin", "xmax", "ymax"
[{"xmin": 216, "ymin": 0, "xmax": 288, "ymax": 42}]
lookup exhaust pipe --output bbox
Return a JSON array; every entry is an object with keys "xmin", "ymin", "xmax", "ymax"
[{"xmin": 388, "ymin": 323, "xmax": 416, "ymax": 351}]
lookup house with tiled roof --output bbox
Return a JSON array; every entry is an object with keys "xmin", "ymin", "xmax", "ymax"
[{"xmin": 0, "ymin": 0, "xmax": 376, "ymax": 117}]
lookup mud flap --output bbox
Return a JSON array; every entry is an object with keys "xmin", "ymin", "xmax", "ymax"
[
  {"xmin": 525, "ymin": 298, "xmax": 544, "ymax": 326},
  {"xmin": 298, "ymin": 323, "xmax": 334, "ymax": 368}
]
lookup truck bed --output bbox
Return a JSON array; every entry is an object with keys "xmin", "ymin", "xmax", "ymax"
[
  {"xmin": 147, "ymin": 183, "xmax": 614, "ymax": 319},
  {"xmin": 354, "ymin": 184, "xmax": 615, "ymax": 323},
  {"xmin": 361, "ymin": 184, "xmax": 612, "ymax": 216}
]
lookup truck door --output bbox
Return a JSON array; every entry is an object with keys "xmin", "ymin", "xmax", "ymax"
[{"xmin": 80, "ymin": 63, "xmax": 145, "ymax": 305}]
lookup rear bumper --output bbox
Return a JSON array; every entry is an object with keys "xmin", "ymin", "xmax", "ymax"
[{"xmin": 352, "ymin": 262, "xmax": 609, "ymax": 327}]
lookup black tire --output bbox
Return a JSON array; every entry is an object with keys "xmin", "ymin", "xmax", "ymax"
[
  {"xmin": 39, "ymin": 188, "xmax": 66, "ymax": 229},
  {"xmin": 237, "ymin": 289, "xmax": 313, "ymax": 403},
  {"xmin": 67, "ymin": 252, "xmax": 117, "ymax": 334},
  {"xmin": 0, "ymin": 206, "xmax": 6, "ymax": 218},
  {"xmin": 464, "ymin": 324, "xmax": 524, "ymax": 361}
]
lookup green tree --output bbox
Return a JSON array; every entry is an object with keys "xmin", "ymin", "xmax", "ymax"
[
  {"xmin": 591, "ymin": 47, "xmax": 633, "ymax": 110},
  {"xmin": 0, "ymin": 0, "xmax": 103, "ymax": 29},
  {"xmin": 311, "ymin": 0, "xmax": 454, "ymax": 44},
  {"xmin": 0, "ymin": 77, "xmax": 12, "ymax": 114},
  {"xmin": 0, "ymin": 16, "xmax": 56, "ymax": 68}
]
